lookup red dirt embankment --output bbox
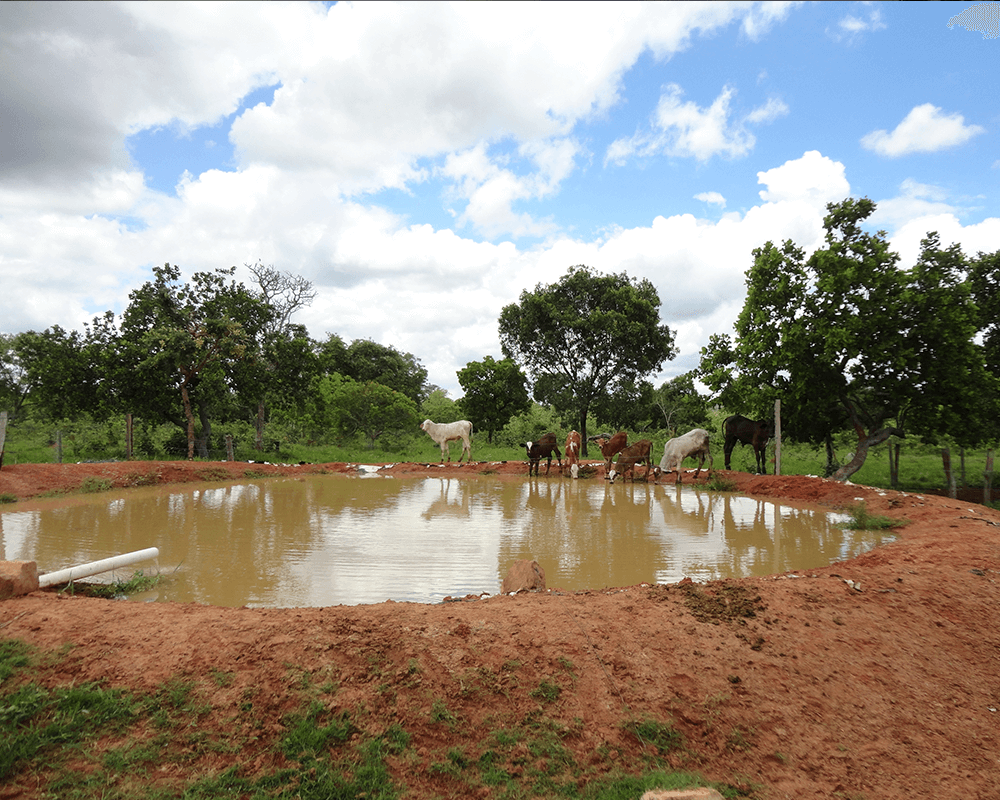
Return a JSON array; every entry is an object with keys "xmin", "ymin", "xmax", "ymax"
[{"xmin": 2, "ymin": 459, "xmax": 999, "ymax": 799}]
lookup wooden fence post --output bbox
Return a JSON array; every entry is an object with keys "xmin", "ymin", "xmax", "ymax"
[
  {"xmin": 125, "ymin": 414, "xmax": 133, "ymax": 460},
  {"xmin": 986, "ymin": 450, "xmax": 995, "ymax": 507},
  {"xmin": 56, "ymin": 429, "xmax": 63, "ymax": 464},
  {"xmin": 890, "ymin": 442, "xmax": 900, "ymax": 490},
  {"xmin": 0, "ymin": 410, "xmax": 7, "ymax": 469},
  {"xmin": 941, "ymin": 447, "xmax": 956, "ymax": 499},
  {"xmin": 773, "ymin": 399, "xmax": 781, "ymax": 476},
  {"xmin": 226, "ymin": 435, "xmax": 235, "ymax": 462}
]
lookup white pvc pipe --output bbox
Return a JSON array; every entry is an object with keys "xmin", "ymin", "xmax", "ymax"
[{"xmin": 38, "ymin": 547, "xmax": 160, "ymax": 588}]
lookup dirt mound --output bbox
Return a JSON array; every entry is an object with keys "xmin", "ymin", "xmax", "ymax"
[{"xmin": 2, "ymin": 460, "xmax": 1000, "ymax": 799}]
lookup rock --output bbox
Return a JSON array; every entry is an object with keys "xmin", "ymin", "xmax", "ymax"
[
  {"xmin": 641, "ymin": 789, "xmax": 725, "ymax": 800},
  {"xmin": 501, "ymin": 560, "xmax": 545, "ymax": 594},
  {"xmin": 0, "ymin": 560, "xmax": 40, "ymax": 600}
]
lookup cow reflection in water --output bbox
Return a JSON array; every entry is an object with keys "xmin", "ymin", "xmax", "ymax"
[{"xmin": 420, "ymin": 479, "xmax": 471, "ymax": 521}]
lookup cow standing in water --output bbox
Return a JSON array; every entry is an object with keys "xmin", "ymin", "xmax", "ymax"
[{"xmin": 723, "ymin": 415, "xmax": 771, "ymax": 474}]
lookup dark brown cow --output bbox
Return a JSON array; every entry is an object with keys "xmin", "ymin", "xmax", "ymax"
[
  {"xmin": 589, "ymin": 431, "xmax": 628, "ymax": 478},
  {"xmin": 526, "ymin": 433, "xmax": 562, "ymax": 476},
  {"xmin": 607, "ymin": 440, "xmax": 654, "ymax": 483},
  {"xmin": 723, "ymin": 415, "xmax": 772, "ymax": 474}
]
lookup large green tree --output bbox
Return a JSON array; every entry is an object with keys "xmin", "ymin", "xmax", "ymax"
[
  {"xmin": 318, "ymin": 336, "xmax": 428, "ymax": 406},
  {"xmin": 700, "ymin": 198, "xmax": 993, "ymax": 480},
  {"xmin": 117, "ymin": 263, "xmax": 268, "ymax": 459},
  {"xmin": 309, "ymin": 374, "xmax": 419, "ymax": 449},
  {"xmin": 456, "ymin": 356, "xmax": 530, "ymax": 443},
  {"xmin": 11, "ymin": 320, "xmax": 114, "ymax": 422},
  {"xmin": 498, "ymin": 265, "xmax": 677, "ymax": 454}
]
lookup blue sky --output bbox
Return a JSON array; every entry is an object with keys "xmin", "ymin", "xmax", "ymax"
[{"xmin": 1, "ymin": 1, "xmax": 997, "ymax": 397}]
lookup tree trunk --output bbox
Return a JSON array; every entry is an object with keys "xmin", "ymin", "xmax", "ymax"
[
  {"xmin": 180, "ymin": 381, "xmax": 197, "ymax": 460},
  {"xmin": 256, "ymin": 401, "xmax": 265, "ymax": 451},
  {"xmin": 831, "ymin": 426, "xmax": 904, "ymax": 482},
  {"xmin": 197, "ymin": 401, "xmax": 212, "ymax": 459}
]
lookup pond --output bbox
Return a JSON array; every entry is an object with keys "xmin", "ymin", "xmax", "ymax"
[{"xmin": 0, "ymin": 475, "xmax": 895, "ymax": 607}]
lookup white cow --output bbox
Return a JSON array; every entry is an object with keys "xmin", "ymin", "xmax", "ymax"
[
  {"xmin": 658, "ymin": 428, "xmax": 712, "ymax": 484},
  {"xmin": 420, "ymin": 419, "xmax": 473, "ymax": 463}
]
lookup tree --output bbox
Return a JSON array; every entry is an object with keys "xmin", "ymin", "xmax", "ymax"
[
  {"xmin": 968, "ymin": 249, "xmax": 1000, "ymax": 441},
  {"xmin": 700, "ymin": 198, "xmax": 993, "ymax": 480},
  {"xmin": 240, "ymin": 264, "xmax": 318, "ymax": 449},
  {"xmin": 318, "ymin": 375, "xmax": 419, "ymax": 449},
  {"xmin": 421, "ymin": 388, "xmax": 461, "ymax": 424},
  {"xmin": 245, "ymin": 261, "xmax": 317, "ymax": 336},
  {"xmin": 498, "ymin": 265, "xmax": 677, "ymax": 454},
  {"xmin": 456, "ymin": 356, "xmax": 530, "ymax": 443},
  {"xmin": 0, "ymin": 333, "xmax": 33, "ymax": 417},
  {"xmin": 117, "ymin": 263, "xmax": 267, "ymax": 459},
  {"xmin": 651, "ymin": 372, "xmax": 711, "ymax": 434},
  {"xmin": 898, "ymin": 234, "xmax": 995, "ymax": 446},
  {"xmin": 12, "ymin": 322, "xmax": 113, "ymax": 422}
]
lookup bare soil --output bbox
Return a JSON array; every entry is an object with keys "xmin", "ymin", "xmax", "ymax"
[{"xmin": 2, "ymin": 459, "xmax": 999, "ymax": 799}]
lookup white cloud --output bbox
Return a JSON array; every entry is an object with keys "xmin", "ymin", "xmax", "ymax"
[
  {"xmin": 861, "ymin": 104, "xmax": 985, "ymax": 157},
  {"xmin": 756, "ymin": 150, "xmax": 851, "ymax": 205},
  {"xmin": 869, "ymin": 178, "xmax": 957, "ymax": 229},
  {"xmin": 439, "ymin": 139, "xmax": 578, "ymax": 239},
  {"xmin": 694, "ymin": 192, "xmax": 727, "ymax": 207},
  {"xmin": 606, "ymin": 84, "xmax": 788, "ymax": 164}
]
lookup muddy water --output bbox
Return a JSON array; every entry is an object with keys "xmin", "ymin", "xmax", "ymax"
[{"xmin": 0, "ymin": 475, "xmax": 894, "ymax": 607}]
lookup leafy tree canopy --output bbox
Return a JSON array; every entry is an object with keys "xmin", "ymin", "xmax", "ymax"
[
  {"xmin": 117, "ymin": 263, "xmax": 268, "ymax": 458},
  {"xmin": 699, "ymin": 198, "xmax": 995, "ymax": 481},
  {"xmin": 456, "ymin": 356, "xmax": 530, "ymax": 443},
  {"xmin": 498, "ymin": 265, "xmax": 677, "ymax": 452}
]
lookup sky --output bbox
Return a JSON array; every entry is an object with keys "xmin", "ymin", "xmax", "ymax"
[{"xmin": 1, "ymin": 1, "xmax": 998, "ymax": 399}]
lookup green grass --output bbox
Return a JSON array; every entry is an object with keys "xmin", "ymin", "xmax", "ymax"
[
  {"xmin": 838, "ymin": 501, "xmax": 909, "ymax": 531},
  {"xmin": 1, "ymin": 636, "xmax": 754, "ymax": 800},
  {"xmin": 74, "ymin": 570, "xmax": 161, "ymax": 599},
  {"xmin": 3, "ymin": 412, "xmax": 995, "ymax": 501}
]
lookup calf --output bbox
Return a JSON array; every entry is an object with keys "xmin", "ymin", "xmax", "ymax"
[
  {"xmin": 657, "ymin": 428, "xmax": 712, "ymax": 484},
  {"xmin": 607, "ymin": 440, "xmax": 654, "ymax": 483},
  {"xmin": 589, "ymin": 431, "xmax": 628, "ymax": 478},
  {"xmin": 723, "ymin": 415, "xmax": 771, "ymax": 474},
  {"xmin": 526, "ymin": 433, "xmax": 562, "ymax": 476},
  {"xmin": 564, "ymin": 430, "xmax": 582, "ymax": 478},
  {"xmin": 420, "ymin": 419, "xmax": 473, "ymax": 463}
]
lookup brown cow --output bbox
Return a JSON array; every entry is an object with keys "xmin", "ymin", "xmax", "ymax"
[
  {"xmin": 564, "ymin": 430, "xmax": 582, "ymax": 478},
  {"xmin": 723, "ymin": 415, "xmax": 771, "ymax": 474},
  {"xmin": 589, "ymin": 431, "xmax": 628, "ymax": 479},
  {"xmin": 526, "ymin": 433, "xmax": 562, "ymax": 476},
  {"xmin": 607, "ymin": 440, "xmax": 654, "ymax": 483}
]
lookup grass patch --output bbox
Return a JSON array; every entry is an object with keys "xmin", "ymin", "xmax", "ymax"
[
  {"xmin": 430, "ymin": 697, "xmax": 458, "ymax": 729},
  {"xmin": 623, "ymin": 718, "xmax": 685, "ymax": 755},
  {"xmin": 530, "ymin": 678, "xmax": 562, "ymax": 703},
  {"xmin": 838, "ymin": 501, "xmax": 908, "ymax": 530},
  {"xmin": 704, "ymin": 472, "xmax": 738, "ymax": 491},
  {"xmin": 0, "ymin": 493, "xmax": 18, "ymax": 504},
  {"xmin": 195, "ymin": 467, "xmax": 230, "ymax": 482},
  {"xmin": 77, "ymin": 569, "xmax": 160, "ymax": 599},
  {"xmin": 121, "ymin": 470, "xmax": 161, "ymax": 487},
  {"xmin": 78, "ymin": 476, "xmax": 113, "ymax": 494}
]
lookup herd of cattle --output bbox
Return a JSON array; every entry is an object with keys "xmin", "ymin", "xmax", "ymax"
[{"xmin": 420, "ymin": 415, "xmax": 773, "ymax": 483}]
